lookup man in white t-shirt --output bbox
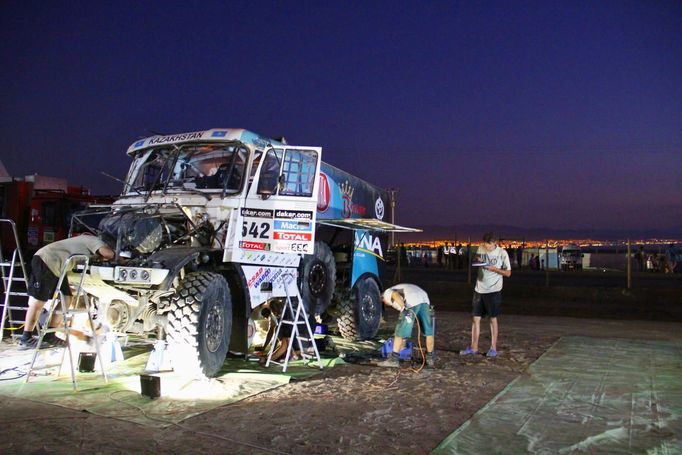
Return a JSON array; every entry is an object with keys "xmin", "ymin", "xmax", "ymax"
[
  {"xmin": 460, "ymin": 232, "xmax": 511, "ymax": 357},
  {"xmin": 377, "ymin": 283, "xmax": 435, "ymax": 367}
]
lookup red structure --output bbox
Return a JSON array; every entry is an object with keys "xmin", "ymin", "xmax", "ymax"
[{"xmin": 0, "ymin": 175, "xmax": 113, "ymax": 255}]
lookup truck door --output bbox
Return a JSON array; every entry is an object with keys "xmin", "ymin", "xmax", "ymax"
[{"xmin": 236, "ymin": 146, "xmax": 322, "ymax": 258}]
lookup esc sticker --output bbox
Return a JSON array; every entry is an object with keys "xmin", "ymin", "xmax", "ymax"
[{"xmin": 271, "ymin": 210, "xmax": 314, "ymax": 254}]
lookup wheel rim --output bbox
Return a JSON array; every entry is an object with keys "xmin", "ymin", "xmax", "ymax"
[
  {"xmin": 309, "ymin": 262, "xmax": 327, "ymax": 296},
  {"xmin": 205, "ymin": 294, "xmax": 225, "ymax": 353},
  {"xmin": 360, "ymin": 292, "xmax": 377, "ymax": 323}
]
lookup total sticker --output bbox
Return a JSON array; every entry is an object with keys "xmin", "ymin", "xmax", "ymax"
[
  {"xmin": 273, "ymin": 231, "xmax": 312, "ymax": 241},
  {"xmin": 240, "ymin": 241, "xmax": 270, "ymax": 251}
]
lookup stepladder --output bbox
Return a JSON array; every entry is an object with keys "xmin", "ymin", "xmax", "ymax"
[
  {"xmin": 265, "ymin": 272, "xmax": 323, "ymax": 372},
  {"xmin": 0, "ymin": 219, "xmax": 30, "ymax": 341},
  {"xmin": 25, "ymin": 254, "xmax": 108, "ymax": 390}
]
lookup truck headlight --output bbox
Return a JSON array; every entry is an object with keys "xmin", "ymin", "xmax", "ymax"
[{"xmin": 115, "ymin": 266, "xmax": 152, "ymax": 284}]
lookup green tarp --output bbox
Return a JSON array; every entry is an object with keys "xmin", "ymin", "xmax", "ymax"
[
  {"xmin": 0, "ymin": 339, "xmax": 348, "ymax": 428},
  {"xmin": 434, "ymin": 336, "xmax": 682, "ymax": 454}
]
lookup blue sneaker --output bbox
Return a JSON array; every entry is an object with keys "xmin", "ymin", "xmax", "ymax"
[
  {"xmin": 459, "ymin": 347, "xmax": 478, "ymax": 356},
  {"xmin": 486, "ymin": 348, "xmax": 497, "ymax": 357}
]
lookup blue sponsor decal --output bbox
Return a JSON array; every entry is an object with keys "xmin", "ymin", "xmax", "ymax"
[
  {"xmin": 240, "ymin": 130, "xmax": 278, "ymax": 149},
  {"xmin": 351, "ymin": 230, "xmax": 381, "ymax": 286},
  {"xmin": 134, "ymin": 140, "xmax": 146, "ymax": 148},
  {"xmin": 212, "ymin": 130, "xmax": 228, "ymax": 137},
  {"xmin": 274, "ymin": 220, "xmax": 312, "ymax": 232}
]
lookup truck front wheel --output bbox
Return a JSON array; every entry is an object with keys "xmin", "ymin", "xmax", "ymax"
[
  {"xmin": 166, "ymin": 272, "xmax": 232, "ymax": 378},
  {"xmin": 337, "ymin": 277, "xmax": 381, "ymax": 340}
]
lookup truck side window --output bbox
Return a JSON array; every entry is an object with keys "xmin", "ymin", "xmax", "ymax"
[
  {"xmin": 280, "ymin": 149, "xmax": 318, "ymax": 197},
  {"xmin": 247, "ymin": 151, "xmax": 263, "ymax": 193},
  {"xmin": 257, "ymin": 149, "xmax": 283, "ymax": 196}
]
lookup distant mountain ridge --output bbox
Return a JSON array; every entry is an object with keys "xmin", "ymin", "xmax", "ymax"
[{"xmin": 397, "ymin": 224, "xmax": 682, "ymax": 243}]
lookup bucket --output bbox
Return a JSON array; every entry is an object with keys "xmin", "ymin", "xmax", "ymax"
[
  {"xmin": 140, "ymin": 374, "xmax": 161, "ymax": 399},
  {"xmin": 78, "ymin": 352, "xmax": 97, "ymax": 373}
]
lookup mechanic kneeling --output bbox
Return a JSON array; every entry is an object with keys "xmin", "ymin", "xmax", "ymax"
[{"xmin": 377, "ymin": 283, "xmax": 435, "ymax": 368}]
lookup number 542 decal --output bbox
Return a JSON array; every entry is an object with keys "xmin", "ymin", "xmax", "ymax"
[{"xmin": 242, "ymin": 221, "xmax": 271, "ymax": 240}]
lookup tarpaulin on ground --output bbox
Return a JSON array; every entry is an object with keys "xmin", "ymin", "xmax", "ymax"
[
  {"xmin": 0, "ymin": 339, "xmax": 343, "ymax": 428},
  {"xmin": 433, "ymin": 336, "xmax": 682, "ymax": 454}
]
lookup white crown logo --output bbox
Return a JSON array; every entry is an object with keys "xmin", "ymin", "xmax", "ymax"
[{"xmin": 340, "ymin": 181, "xmax": 354, "ymax": 200}]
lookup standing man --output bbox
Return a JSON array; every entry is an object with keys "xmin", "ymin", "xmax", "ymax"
[
  {"xmin": 378, "ymin": 283, "xmax": 435, "ymax": 367},
  {"xmin": 18, "ymin": 235, "xmax": 115, "ymax": 350},
  {"xmin": 635, "ymin": 246, "xmax": 645, "ymax": 272},
  {"xmin": 449, "ymin": 243, "xmax": 457, "ymax": 270},
  {"xmin": 666, "ymin": 243, "xmax": 677, "ymax": 273},
  {"xmin": 456, "ymin": 243, "xmax": 463, "ymax": 269},
  {"xmin": 460, "ymin": 232, "xmax": 511, "ymax": 357},
  {"xmin": 436, "ymin": 243, "xmax": 444, "ymax": 268}
]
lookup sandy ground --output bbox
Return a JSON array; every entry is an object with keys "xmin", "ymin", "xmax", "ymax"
[{"xmin": 2, "ymin": 311, "xmax": 682, "ymax": 455}]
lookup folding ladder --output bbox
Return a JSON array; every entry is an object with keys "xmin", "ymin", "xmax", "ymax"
[
  {"xmin": 25, "ymin": 254, "xmax": 108, "ymax": 391},
  {"xmin": 265, "ymin": 272, "xmax": 323, "ymax": 372},
  {"xmin": 0, "ymin": 219, "xmax": 30, "ymax": 341}
]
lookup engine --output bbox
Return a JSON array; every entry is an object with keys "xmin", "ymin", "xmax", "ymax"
[{"xmin": 98, "ymin": 208, "xmax": 189, "ymax": 257}]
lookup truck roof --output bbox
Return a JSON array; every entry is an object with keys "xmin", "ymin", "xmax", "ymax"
[{"xmin": 126, "ymin": 128, "xmax": 285, "ymax": 155}]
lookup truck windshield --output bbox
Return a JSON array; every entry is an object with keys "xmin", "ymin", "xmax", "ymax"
[{"xmin": 125, "ymin": 143, "xmax": 248, "ymax": 195}]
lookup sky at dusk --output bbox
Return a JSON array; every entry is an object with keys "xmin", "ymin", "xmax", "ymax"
[{"xmin": 1, "ymin": 1, "xmax": 680, "ymax": 233}]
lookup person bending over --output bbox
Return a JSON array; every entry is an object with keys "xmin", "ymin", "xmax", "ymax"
[
  {"xmin": 378, "ymin": 283, "xmax": 435, "ymax": 368},
  {"xmin": 18, "ymin": 235, "xmax": 114, "ymax": 350}
]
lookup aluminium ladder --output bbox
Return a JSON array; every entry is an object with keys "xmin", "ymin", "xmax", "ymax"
[
  {"xmin": 265, "ymin": 272, "xmax": 323, "ymax": 372},
  {"xmin": 25, "ymin": 254, "xmax": 108, "ymax": 391},
  {"xmin": 0, "ymin": 219, "xmax": 30, "ymax": 340}
]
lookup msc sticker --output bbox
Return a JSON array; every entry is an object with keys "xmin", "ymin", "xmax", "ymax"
[{"xmin": 274, "ymin": 220, "xmax": 312, "ymax": 231}]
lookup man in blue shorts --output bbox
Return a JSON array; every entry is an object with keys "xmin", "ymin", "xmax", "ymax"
[
  {"xmin": 460, "ymin": 232, "xmax": 511, "ymax": 358},
  {"xmin": 377, "ymin": 283, "xmax": 435, "ymax": 368}
]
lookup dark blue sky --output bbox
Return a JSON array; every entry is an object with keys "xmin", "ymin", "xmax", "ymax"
[{"xmin": 1, "ymin": 1, "xmax": 680, "ymax": 231}]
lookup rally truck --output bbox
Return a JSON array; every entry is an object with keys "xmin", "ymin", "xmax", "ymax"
[{"xmin": 73, "ymin": 128, "xmax": 417, "ymax": 377}]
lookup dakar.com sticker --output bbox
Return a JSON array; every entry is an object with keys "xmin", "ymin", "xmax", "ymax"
[{"xmin": 274, "ymin": 209, "xmax": 313, "ymax": 220}]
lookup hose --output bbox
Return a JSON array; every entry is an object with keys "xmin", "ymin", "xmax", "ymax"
[{"xmin": 406, "ymin": 308, "xmax": 426, "ymax": 373}]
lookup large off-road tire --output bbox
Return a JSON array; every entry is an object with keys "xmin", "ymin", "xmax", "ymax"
[
  {"xmin": 166, "ymin": 272, "xmax": 232, "ymax": 378},
  {"xmin": 299, "ymin": 241, "xmax": 336, "ymax": 315},
  {"xmin": 337, "ymin": 277, "xmax": 381, "ymax": 340}
]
